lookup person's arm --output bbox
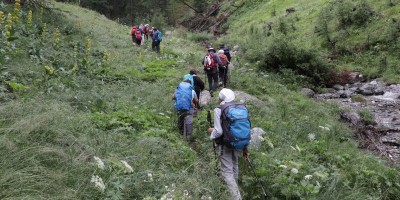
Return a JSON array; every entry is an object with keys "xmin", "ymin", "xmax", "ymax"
[
  {"xmin": 195, "ymin": 76, "xmax": 205, "ymax": 91},
  {"xmin": 172, "ymin": 91, "xmax": 176, "ymax": 100},
  {"xmin": 210, "ymin": 108, "xmax": 223, "ymax": 140}
]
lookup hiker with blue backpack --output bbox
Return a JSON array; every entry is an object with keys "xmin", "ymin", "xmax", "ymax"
[
  {"xmin": 183, "ymin": 68, "xmax": 205, "ymax": 109},
  {"xmin": 173, "ymin": 79, "xmax": 198, "ymax": 142},
  {"xmin": 207, "ymin": 88, "xmax": 250, "ymax": 200},
  {"xmin": 202, "ymin": 47, "xmax": 223, "ymax": 97},
  {"xmin": 152, "ymin": 27, "xmax": 162, "ymax": 54}
]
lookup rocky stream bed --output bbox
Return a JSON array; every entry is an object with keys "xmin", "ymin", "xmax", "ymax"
[{"xmin": 303, "ymin": 74, "xmax": 400, "ymax": 164}]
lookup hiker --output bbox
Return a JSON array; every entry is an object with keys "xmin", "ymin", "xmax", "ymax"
[
  {"xmin": 152, "ymin": 27, "xmax": 162, "ymax": 54},
  {"xmin": 172, "ymin": 79, "xmax": 198, "ymax": 142},
  {"xmin": 143, "ymin": 24, "xmax": 150, "ymax": 41},
  {"xmin": 134, "ymin": 27, "xmax": 143, "ymax": 46},
  {"xmin": 130, "ymin": 25, "xmax": 138, "ymax": 46},
  {"xmin": 220, "ymin": 44, "xmax": 232, "ymax": 62},
  {"xmin": 217, "ymin": 50, "xmax": 229, "ymax": 88},
  {"xmin": 207, "ymin": 88, "xmax": 250, "ymax": 200},
  {"xmin": 183, "ymin": 68, "xmax": 205, "ymax": 109},
  {"xmin": 202, "ymin": 47, "xmax": 223, "ymax": 96}
]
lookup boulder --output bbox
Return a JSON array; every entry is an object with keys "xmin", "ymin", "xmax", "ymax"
[
  {"xmin": 333, "ymin": 84, "xmax": 344, "ymax": 91},
  {"xmin": 199, "ymin": 90, "xmax": 212, "ymax": 107},
  {"xmin": 348, "ymin": 72, "xmax": 364, "ymax": 84},
  {"xmin": 339, "ymin": 90, "xmax": 354, "ymax": 98},
  {"xmin": 359, "ymin": 80, "xmax": 385, "ymax": 96},
  {"xmin": 340, "ymin": 111, "xmax": 362, "ymax": 126},
  {"xmin": 300, "ymin": 88, "xmax": 315, "ymax": 98},
  {"xmin": 249, "ymin": 127, "xmax": 266, "ymax": 149},
  {"xmin": 234, "ymin": 91, "xmax": 264, "ymax": 106}
]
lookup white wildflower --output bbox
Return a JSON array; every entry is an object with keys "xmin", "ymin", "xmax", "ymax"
[
  {"xmin": 296, "ymin": 144, "xmax": 301, "ymax": 152},
  {"xmin": 93, "ymin": 156, "xmax": 105, "ymax": 170},
  {"xmin": 158, "ymin": 112, "xmax": 165, "ymax": 116},
  {"xmin": 183, "ymin": 190, "xmax": 189, "ymax": 196},
  {"xmin": 291, "ymin": 168, "xmax": 299, "ymax": 174},
  {"xmin": 279, "ymin": 165, "xmax": 288, "ymax": 169},
  {"xmin": 148, "ymin": 173, "xmax": 153, "ymax": 181},
  {"xmin": 307, "ymin": 133, "xmax": 316, "ymax": 141},
  {"xmin": 304, "ymin": 175, "xmax": 313, "ymax": 180},
  {"xmin": 208, "ymin": 197, "xmax": 212, "ymax": 200},
  {"xmin": 120, "ymin": 160, "xmax": 133, "ymax": 173},
  {"xmin": 319, "ymin": 126, "xmax": 330, "ymax": 131},
  {"xmin": 91, "ymin": 175, "xmax": 106, "ymax": 192}
]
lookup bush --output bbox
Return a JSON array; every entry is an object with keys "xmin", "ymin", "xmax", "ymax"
[
  {"xmin": 258, "ymin": 33, "xmax": 334, "ymax": 85},
  {"xmin": 187, "ymin": 31, "xmax": 213, "ymax": 43}
]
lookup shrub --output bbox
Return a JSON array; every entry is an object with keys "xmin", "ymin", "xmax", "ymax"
[{"xmin": 258, "ymin": 33, "xmax": 334, "ymax": 85}]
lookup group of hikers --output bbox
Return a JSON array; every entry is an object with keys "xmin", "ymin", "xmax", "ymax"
[
  {"xmin": 130, "ymin": 24, "xmax": 162, "ymax": 54},
  {"xmin": 172, "ymin": 45, "xmax": 251, "ymax": 200}
]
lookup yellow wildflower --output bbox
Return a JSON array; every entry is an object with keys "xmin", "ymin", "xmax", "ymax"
[
  {"xmin": 41, "ymin": 23, "xmax": 47, "ymax": 41},
  {"xmin": 0, "ymin": 11, "xmax": 4, "ymax": 24},
  {"xmin": 53, "ymin": 28, "xmax": 61, "ymax": 46},
  {"xmin": 85, "ymin": 36, "xmax": 91, "ymax": 56},
  {"xmin": 27, "ymin": 10, "xmax": 32, "ymax": 26},
  {"xmin": 44, "ymin": 65, "xmax": 55, "ymax": 75}
]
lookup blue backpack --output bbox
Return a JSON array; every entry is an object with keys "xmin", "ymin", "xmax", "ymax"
[
  {"xmin": 217, "ymin": 102, "xmax": 251, "ymax": 149},
  {"xmin": 174, "ymin": 82, "xmax": 193, "ymax": 111},
  {"xmin": 183, "ymin": 74, "xmax": 194, "ymax": 87},
  {"xmin": 157, "ymin": 31, "xmax": 163, "ymax": 42}
]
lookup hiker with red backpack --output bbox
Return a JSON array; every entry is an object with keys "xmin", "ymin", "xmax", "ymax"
[
  {"xmin": 217, "ymin": 49, "xmax": 230, "ymax": 88},
  {"xmin": 207, "ymin": 88, "xmax": 251, "ymax": 200},
  {"xmin": 202, "ymin": 47, "xmax": 223, "ymax": 96},
  {"xmin": 130, "ymin": 25, "xmax": 138, "ymax": 46},
  {"xmin": 173, "ymin": 78, "xmax": 199, "ymax": 142},
  {"xmin": 220, "ymin": 44, "xmax": 232, "ymax": 62}
]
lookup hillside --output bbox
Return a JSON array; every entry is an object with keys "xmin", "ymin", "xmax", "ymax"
[{"xmin": 1, "ymin": 1, "xmax": 400, "ymax": 200}]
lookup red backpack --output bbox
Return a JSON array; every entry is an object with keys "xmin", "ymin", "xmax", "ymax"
[
  {"xmin": 218, "ymin": 54, "xmax": 228, "ymax": 66},
  {"xmin": 135, "ymin": 30, "xmax": 142, "ymax": 40},
  {"xmin": 130, "ymin": 26, "xmax": 137, "ymax": 35},
  {"xmin": 204, "ymin": 53, "xmax": 217, "ymax": 70}
]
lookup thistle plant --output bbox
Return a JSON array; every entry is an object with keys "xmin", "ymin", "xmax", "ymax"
[
  {"xmin": 4, "ymin": 13, "xmax": 13, "ymax": 46},
  {"xmin": 85, "ymin": 36, "xmax": 91, "ymax": 56},
  {"xmin": 0, "ymin": 11, "xmax": 4, "ymax": 26},
  {"xmin": 72, "ymin": 44, "xmax": 79, "ymax": 73},
  {"xmin": 41, "ymin": 23, "xmax": 47, "ymax": 42},
  {"xmin": 44, "ymin": 65, "xmax": 55, "ymax": 75},
  {"xmin": 102, "ymin": 49, "xmax": 111, "ymax": 66},
  {"xmin": 13, "ymin": 0, "xmax": 20, "ymax": 24},
  {"xmin": 27, "ymin": 10, "xmax": 33, "ymax": 27},
  {"xmin": 53, "ymin": 28, "xmax": 61, "ymax": 47}
]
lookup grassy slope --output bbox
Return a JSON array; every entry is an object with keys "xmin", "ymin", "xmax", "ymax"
[
  {"xmin": 0, "ymin": 1, "xmax": 400, "ymax": 200},
  {"xmin": 223, "ymin": 0, "xmax": 400, "ymax": 82}
]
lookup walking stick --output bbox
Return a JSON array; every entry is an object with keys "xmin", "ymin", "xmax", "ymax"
[
  {"xmin": 207, "ymin": 110, "xmax": 218, "ymax": 163},
  {"xmin": 246, "ymin": 158, "xmax": 268, "ymax": 200}
]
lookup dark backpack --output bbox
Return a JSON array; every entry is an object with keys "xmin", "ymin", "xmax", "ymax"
[
  {"xmin": 203, "ymin": 53, "xmax": 217, "ymax": 71},
  {"xmin": 216, "ymin": 102, "xmax": 251, "ymax": 149},
  {"xmin": 135, "ymin": 30, "xmax": 142, "ymax": 40}
]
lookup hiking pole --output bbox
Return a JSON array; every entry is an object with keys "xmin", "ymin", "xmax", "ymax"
[
  {"xmin": 207, "ymin": 110, "xmax": 218, "ymax": 161},
  {"xmin": 246, "ymin": 158, "xmax": 268, "ymax": 200}
]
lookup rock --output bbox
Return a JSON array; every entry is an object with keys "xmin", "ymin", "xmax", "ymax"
[
  {"xmin": 228, "ymin": 63, "xmax": 235, "ymax": 70},
  {"xmin": 234, "ymin": 91, "xmax": 264, "ymax": 106},
  {"xmin": 238, "ymin": 68, "xmax": 248, "ymax": 73},
  {"xmin": 249, "ymin": 127, "xmax": 266, "ymax": 149},
  {"xmin": 339, "ymin": 90, "xmax": 354, "ymax": 98},
  {"xmin": 348, "ymin": 72, "xmax": 364, "ymax": 84},
  {"xmin": 315, "ymin": 93, "xmax": 340, "ymax": 100},
  {"xmin": 300, "ymin": 88, "xmax": 315, "ymax": 98},
  {"xmin": 359, "ymin": 80, "xmax": 385, "ymax": 96},
  {"xmin": 199, "ymin": 90, "xmax": 211, "ymax": 107},
  {"xmin": 233, "ymin": 45, "xmax": 239, "ymax": 52},
  {"xmin": 340, "ymin": 111, "xmax": 362, "ymax": 126},
  {"xmin": 333, "ymin": 84, "xmax": 344, "ymax": 91}
]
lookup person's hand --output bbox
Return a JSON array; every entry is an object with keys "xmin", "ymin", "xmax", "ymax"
[
  {"xmin": 207, "ymin": 128, "xmax": 214, "ymax": 135},
  {"xmin": 243, "ymin": 149, "xmax": 249, "ymax": 160}
]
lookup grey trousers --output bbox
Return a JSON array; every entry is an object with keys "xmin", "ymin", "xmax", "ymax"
[
  {"xmin": 218, "ymin": 145, "xmax": 242, "ymax": 200},
  {"xmin": 177, "ymin": 110, "xmax": 194, "ymax": 142}
]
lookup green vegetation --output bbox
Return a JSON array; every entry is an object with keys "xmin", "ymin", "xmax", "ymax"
[{"xmin": 1, "ymin": 1, "xmax": 400, "ymax": 200}]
